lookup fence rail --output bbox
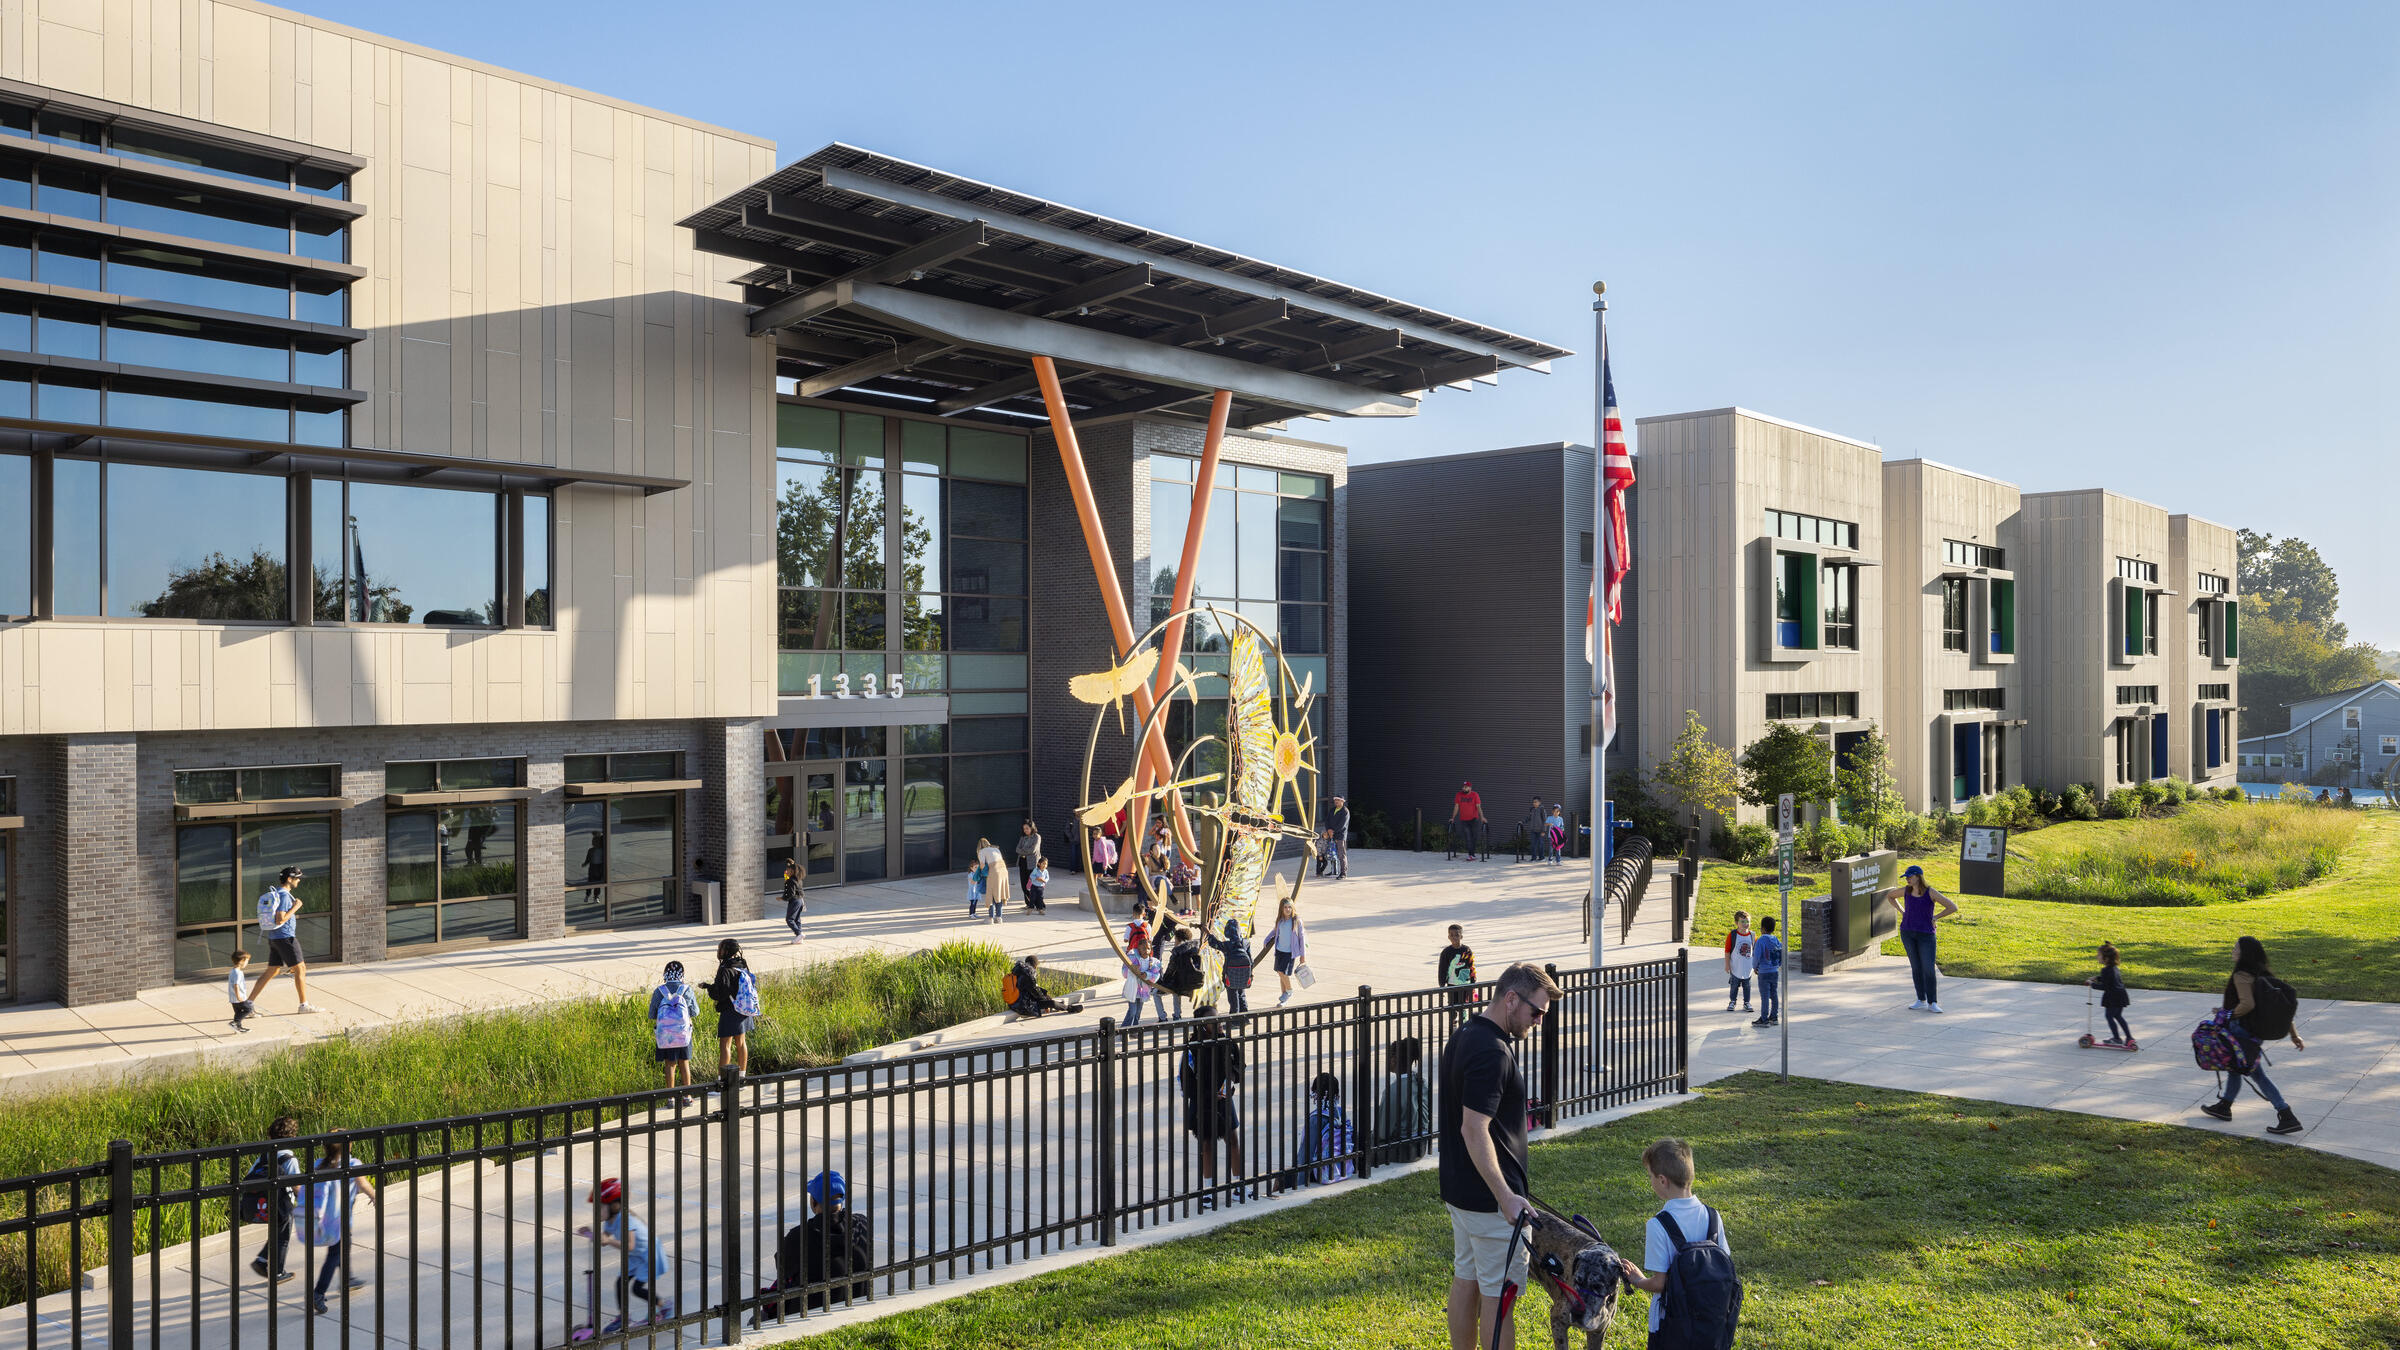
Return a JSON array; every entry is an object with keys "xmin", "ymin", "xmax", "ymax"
[{"xmin": 1, "ymin": 957, "xmax": 1685, "ymax": 1350}]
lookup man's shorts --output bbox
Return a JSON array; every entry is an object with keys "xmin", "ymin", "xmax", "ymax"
[
  {"xmin": 1446, "ymin": 1203, "xmax": 1528, "ymax": 1297},
  {"xmin": 266, "ymin": 936, "xmax": 304, "ymax": 969}
]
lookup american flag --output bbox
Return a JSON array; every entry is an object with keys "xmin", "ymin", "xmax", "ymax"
[{"xmin": 1586, "ymin": 352, "xmax": 1632, "ymax": 747}]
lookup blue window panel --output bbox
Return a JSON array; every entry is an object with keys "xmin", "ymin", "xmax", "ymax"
[
  {"xmin": 293, "ymin": 215, "xmax": 346, "ymax": 263},
  {"xmin": 109, "ymin": 387, "xmax": 289, "ymax": 442},
  {"xmin": 106, "ymin": 181, "xmax": 289, "ymax": 253},
  {"xmin": 292, "ymin": 283, "xmax": 346, "ymax": 325},
  {"xmin": 294, "ymin": 344, "xmax": 345, "ymax": 387},
  {"xmin": 108, "ymin": 318, "xmax": 290, "ymax": 381},
  {"xmin": 39, "ymin": 238, "xmax": 101, "ymax": 290},
  {"xmin": 35, "ymin": 315, "xmax": 100, "ymax": 360},
  {"xmin": 37, "ymin": 373, "xmax": 99, "ymax": 423},
  {"xmin": 51, "ymin": 456, "xmax": 100, "ymax": 614},
  {"xmin": 107, "ymin": 255, "xmax": 287, "ymax": 317},
  {"xmin": 293, "ymin": 407, "xmax": 344, "ymax": 447}
]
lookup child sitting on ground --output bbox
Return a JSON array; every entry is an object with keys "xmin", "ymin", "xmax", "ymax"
[
  {"xmin": 2088, "ymin": 942, "xmax": 2133, "ymax": 1047},
  {"xmin": 1616, "ymin": 1138, "xmax": 1740, "ymax": 1346},
  {"xmin": 1750, "ymin": 917, "xmax": 1784, "ymax": 1028},
  {"xmin": 578, "ymin": 1178, "xmax": 673, "ymax": 1333},
  {"xmin": 1723, "ymin": 913, "xmax": 1756, "ymax": 1014}
]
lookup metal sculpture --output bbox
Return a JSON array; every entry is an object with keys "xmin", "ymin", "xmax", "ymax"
[{"xmin": 1074, "ymin": 603, "xmax": 1319, "ymax": 1008}]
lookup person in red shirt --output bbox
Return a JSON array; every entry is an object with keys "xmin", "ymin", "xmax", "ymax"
[{"xmin": 1450, "ymin": 782, "xmax": 1485, "ymax": 860}]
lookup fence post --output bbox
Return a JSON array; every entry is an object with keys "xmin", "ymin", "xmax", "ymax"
[
  {"xmin": 1352, "ymin": 985, "xmax": 1375, "ymax": 1179},
  {"xmin": 1540, "ymin": 966, "xmax": 1562, "ymax": 1128},
  {"xmin": 1096, "ymin": 1017, "xmax": 1119, "ymax": 1246},
  {"xmin": 1671, "ymin": 872, "xmax": 1688, "ymax": 945},
  {"xmin": 1674, "ymin": 949, "xmax": 1691, "ymax": 1094},
  {"xmin": 718, "ymin": 1065, "xmax": 743, "ymax": 1346},
  {"xmin": 107, "ymin": 1139, "xmax": 132, "ymax": 1350},
  {"xmin": 1414, "ymin": 808, "xmax": 1422, "ymax": 852}
]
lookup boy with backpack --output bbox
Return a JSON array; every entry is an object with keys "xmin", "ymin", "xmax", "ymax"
[
  {"xmin": 1615, "ymin": 1137, "xmax": 1741, "ymax": 1350},
  {"xmin": 244, "ymin": 1115, "xmax": 305, "ymax": 1283},
  {"xmin": 649, "ymin": 962, "xmax": 700, "ymax": 1093},
  {"xmin": 706, "ymin": 939, "xmax": 761, "ymax": 1075},
  {"xmin": 1722, "ymin": 912, "xmax": 1756, "ymax": 1015},
  {"xmin": 1750, "ymin": 918, "xmax": 1784, "ymax": 1028}
]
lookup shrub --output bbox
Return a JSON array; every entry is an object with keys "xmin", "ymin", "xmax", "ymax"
[
  {"xmin": 2029, "ymin": 785, "xmax": 2061, "ymax": 818},
  {"xmin": 1832, "ymin": 823, "xmax": 1868, "ymax": 859},
  {"xmin": 1721, "ymin": 821, "xmax": 1775, "ymax": 864},
  {"xmin": 1355, "ymin": 808, "xmax": 1394, "ymax": 849},
  {"xmin": 2001, "ymin": 785, "xmax": 2043, "ymax": 829},
  {"xmin": 2100, "ymin": 788, "xmax": 2141, "ymax": 820},
  {"xmin": 1609, "ymin": 770, "xmax": 1680, "ymax": 849},
  {"xmin": 1886, "ymin": 811, "xmax": 1936, "ymax": 853},
  {"xmin": 2059, "ymin": 783, "xmax": 2100, "ymax": 821},
  {"xmin": 2012, "ymin": 801, "xmax": 2359, "ymax": 906},
  {"xmin": 2162, "ymin": 775, "xmax": 2194, "ymax": 805},
  {"xmin": 2213, "ymin": 785, "xmax": 2245, "ymax": 804},
  {"xmin": 1424, "ymin": 822, "xmax": 1451, "ymax": 853}
]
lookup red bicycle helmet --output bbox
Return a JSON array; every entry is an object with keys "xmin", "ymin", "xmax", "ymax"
[{"xmin": 590, "ymin": 1178, "xmax": 623, "ymax": 1205}]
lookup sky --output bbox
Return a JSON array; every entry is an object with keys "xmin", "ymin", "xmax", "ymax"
[{"xmin": 313, "ymin": 0, "xmax": 2400, "ymax": 647}]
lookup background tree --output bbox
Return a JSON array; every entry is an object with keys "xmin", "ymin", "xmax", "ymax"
[
  {"xmin": 1651, "ymin": 710, "xmax": 1740, "ymax": 832},
  {"xmin": 2240, "ymin": 610, "xmax": 2383, "ymax": 730},
  {"xmin": 1834, "ymin": 729, "xmax": 1907, "ymax": 848},
  {"xmin": 1737, "ymin": 723, "xmax": 1835, "ymax": 808},
  {"xmin": 2238, "ymin": 529, "xmax": 2346, "ymax": 641}
]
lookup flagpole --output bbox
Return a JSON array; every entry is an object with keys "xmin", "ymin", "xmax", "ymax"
[{"xmin": 1590, "ymin": 283, "xmax": 1609, "ymax": 975}]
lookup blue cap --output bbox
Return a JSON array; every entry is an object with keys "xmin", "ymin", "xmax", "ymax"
[
  {"xmin": 1903, "ymin": 865, "xmax": 1924, "ymax": 878},
  {"xmin": 806, "ymin": 1170, "xmax": 846, "ymax": 1206}
]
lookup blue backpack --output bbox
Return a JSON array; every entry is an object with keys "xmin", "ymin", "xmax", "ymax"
[
  {"xmin": 731, "ymin": 967, "xmax": 762, "ymax": 1018},
  {"xmin": 654, "ymin": 982, "xmax": 694, "ymax": 1050},
  {"xmin": 1652, "ymin": 1206, "xmax": 1741, "ymax": 1350}
]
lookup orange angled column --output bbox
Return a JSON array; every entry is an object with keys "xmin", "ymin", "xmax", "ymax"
[
  {"xmin": 1124, "ymin": 389, "xmax": 1231, "ymax": 871},
  {"xmin": 1030, "ymin": 356, "xmax": 1195, "ymax": 858}
]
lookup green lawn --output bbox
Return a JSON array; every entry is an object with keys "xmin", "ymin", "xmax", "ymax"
[
  {"xmin": 801, "ymin": 1073, "xmax": 2399, "ymax": 1349},
  {"xmin": 1696, "ymin": 811, "xmax": 2400, "ymax": 1003}
]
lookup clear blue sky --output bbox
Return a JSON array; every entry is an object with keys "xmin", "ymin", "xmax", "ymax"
[{"xmin": 317, "ymin": 0, "xmax": 2399, "ymax": 647}]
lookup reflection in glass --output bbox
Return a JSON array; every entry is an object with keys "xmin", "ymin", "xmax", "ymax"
[
  {"xmin": 608, "ymin": 795, "xmax": 675, "ymax": 883},
  {"xmin": 844, "ymin": 760, "xmax": 887, "ymax": 882},
  {"xmin": 946, "ymin": 595, "xmax": 1024, "ymax": 651},
  {"xmin": 845, "ymin": 594, "xmax": 886, "ymax": 650},
  {"xmin": 310, "ymin": 478, "xmax": 345, "ymax": 620},
  {"xmin": 948, "ymin": 427, "xmax": 1027, "ymax": 482},
  {"xmin": 523, "ymin": 495, "xmax": 552, "ymax": 626},
  {"xmin": 1195, "ymin": 487, "xmax": 1236, "ymax": 597},
  {"xmin": 0, "ymin": 455, "xmax": 28, "ymax": 613},
  {"xmin": 109, "ymin": 314, "xmax": 290, "ymax": 381},
  {"xmin": 566, "ymin": 802, "xmax": 607, "ymax": 886},
  {"xmin": 343, "ymin": 482, "xmax": 498, "ymax": 624},
  {"xmin": 953, "ymin": 717, "xmax": 1028, "ymax": 753},
  {"xmin": 107, "ymin": 180, "xmax": 289, "ymax": 252},
  {"xmin": 949, "ymin": 538, "xmax": 1025, "ymax": 597},
  {"xmin": 1151, "ymin": 481, "xmax": 1190, "ymax": 602},
  {"xmin": 902, "ymin": 757, "xmax": 948, "ymax": 875},
  {"xmin": 108, "ymin": 250, "xmax": 289, "ymax": 318},
  {"xmin": 951, "ymin": 753, "xmax": 1028, "ymax": 813},
  {"xmin": 105, "ymin": 463, "xmax": 287, "ymax": 619},
  {"xmin": 948, "ymin": 480, "xmax": 1024, "ymax": 540},
  {"xmin": 1280, "ymin": 604, "xmax": 1328, "ymax": 655},
  {"xmin": 1237, "ymin": 491, "xmax": 1277, "ymax": 599},
  {"xmin": 386, "ymin": 814, "xmax": 439, "ymax": 908},
  {"xmin": 442, "ymin": 803, "xmax": 519, "ymax": 898},
  {"xmin": 1279, "ymin": 549, "xmax": 1326, "ymax": 602},
  {"xmin": 900, "ymin": 473, "xmax": 941, "ymax": 593},
  {"xmin": 109, "ymin": 385, "xmax": 289, "ymax": 442},
  {"xmin": 52, "ymin": 457, "xmax": 101, "ymax": 615},
  {"xmin": 175, "ymin": 824, "xmax": 237, "ymax": 926},
  {"xmin": 1278, "ymin": 498, "xmax": 1326, "ymax": 548}
]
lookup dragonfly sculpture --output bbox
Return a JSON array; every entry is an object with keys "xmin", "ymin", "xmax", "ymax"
[{"xmin": 1073, "ymin": 604, "xmax": 1321, "ymax": 1010}]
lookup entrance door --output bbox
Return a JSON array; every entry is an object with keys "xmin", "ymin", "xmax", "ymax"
[
  {"xmin": 769, "ymin": 764, "xmax": 845, "ymax": 886},
  {"xmin": 1952, "ymin": 723, "xmax": 1981, "ymax": 803},
  {"xmin": 2152, "ymin": 714, "xmax": 2171, "ymax": 781},
  {"xmin": 804, "ymin": 769, "xmax": 841, "ymax": 884},
  {"xmin": 562, "ymin": 795, "xmax": 681, "ymax": 930}
]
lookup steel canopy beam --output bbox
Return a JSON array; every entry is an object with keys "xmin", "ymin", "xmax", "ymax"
[
  {"xmin": 1156, "ymin": 298, "xmax": 1287, "ymax": 348},
  {"xmin": 747, "ymin": 222, "xmax": 991, "ymax": 336},
  {"xmin": 927, "ymin": 266, "xmax": 1157, "ymax": 414},
  {"xmin": 818, "ymin": 164, "xmax": 1558, "ymax": 374},
  {"xmin": 795, "ymin": 337, "xmax": 956, "ymax": 398},
  {"xmin": 836, "ymin": 282, "xmax": 1418, "ymax": 418}
]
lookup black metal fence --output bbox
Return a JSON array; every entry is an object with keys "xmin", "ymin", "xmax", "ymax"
[{"xmin": 2, "ymin": 956, "xmax": 1685, "ymax": 1350}]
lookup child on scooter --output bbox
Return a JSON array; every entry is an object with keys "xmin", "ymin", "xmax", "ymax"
[
  {"xmin": 2087, "ymin": 942, "xmax": 2133, "ymax": 1047},
  {"xmin": 575, "ymin": 1178, "xmax": 673, "ymax": 1336}
]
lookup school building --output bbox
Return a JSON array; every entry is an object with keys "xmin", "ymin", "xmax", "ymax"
[{"xmin": 0, "ymin": 2, "xmax": 1564, "ymax": 1004}]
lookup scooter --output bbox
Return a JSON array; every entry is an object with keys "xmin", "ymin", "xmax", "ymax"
[
  {"xmin": 568, "ymin": 1269, "xmax": 600, "ymax": 1343},
  {"xmin": 2076, "ymin": 985, "xmax": 2138, "ymax": 1051}
]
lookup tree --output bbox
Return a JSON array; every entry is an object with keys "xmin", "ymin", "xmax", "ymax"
[
  {"xmin": 1651, "ymin": 710, "xmax": 1740, "ymax": 832},
  {"xmin": 2240, "ymin": 609, "xmax": 2383, "ymax": 731},
  {"xmin": 1834, "ymin": 729, "xmax": 1907, "ymax": 849},
  {"xmin": 2237, "ymin": 529, "xmax": 2345, "ymax": 642},
  {"xmin": 1737, "ymin": 723, "xmax": 1835, "ymax": 808}
]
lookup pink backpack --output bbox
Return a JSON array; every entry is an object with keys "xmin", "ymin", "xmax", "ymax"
[{"xmin": 2190, "ymin": 1010, "xmax": 2257, "ymax": 1075}]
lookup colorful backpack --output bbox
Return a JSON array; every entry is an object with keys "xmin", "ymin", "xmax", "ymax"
[
  {"xmin": 654, "ymin": 983, "xmax": 694, "ymax": 1050},
  {"xmin": 2190, "ymin": 1009, "xmax": 2257, "ymax": 1075},
  {"xmin": 730, "ymin": 966, "xmax": 761, "ymax": 1018},
  {"xmin": 1311, "ymin": 1109, "xmax": 1356, "ymax": 1184}
]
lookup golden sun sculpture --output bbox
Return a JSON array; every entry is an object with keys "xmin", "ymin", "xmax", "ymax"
[{"xmin": 1071, "ymin": 604, "xmax": 1321, "ymax": 1011}]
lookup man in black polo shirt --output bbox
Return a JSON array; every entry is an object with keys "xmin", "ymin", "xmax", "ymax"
[{"xmin": 1438, "ymin": 961, "xmax": 1559, "ymax": 1350}]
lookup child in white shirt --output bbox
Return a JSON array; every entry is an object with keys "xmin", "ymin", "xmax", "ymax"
[{"xmin": 227, "ymin": 949, "xmax": 255, "ymax": 1031}]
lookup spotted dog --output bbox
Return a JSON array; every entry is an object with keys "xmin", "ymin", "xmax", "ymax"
[{"xmin": 1519, "ymin": 1208, "xmax": 1625, "ymax": 1349}]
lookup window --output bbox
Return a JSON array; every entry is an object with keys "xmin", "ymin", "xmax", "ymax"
[
  {"xmin": 1762, "ymin": 509, "xmax": 1859, "ymax": 550},
  {"xmin": 0, "ymin": 454, "xmax": 28, "ymax": 614},
  {"xmin": 84, "ymin": 462, "xmax": 290, "ymax": 619},
  {"xmin": 386, "ymin": 800, "xmax": 522, "ymax": 950},
  {"xmin": 1774, "ymin": 551, "xmax": 1815, "ymax": 649},
  {"xmin": 1940, "ymin": 578, "xmax": 1968, "ymax": 652},
  {"xmin": 523, "ymin": 494, "xmax": 552, "ymax": 627},
  {"xmin": 2382, "ymin": 736, "xmax": 2397, "ymax": 757},
  {"xmin": 1149, "ymin": 454, "xmax": 1328, "ymax": 657},
  {"xmin": 563, "ymin": 755, "xmax": 684, "ymax": 930},
  {"xmin": 2197, "ymin": 573, "xmax": 2229, "ymax": 595},
  {"xmin": 2198, "ymin": 600, "xmax": 2214, "ymax": 657},
  {"xmin": 2198, "ymin": 683, "xmax": 2230, "ymax": 701},
  {"xmin": 1943, "ymin": 539, "xmax": 2004, "ymax": 568},
  {"xmin": 1765, "ymin": 692, "xmax": 1859, "ymax": 720},
  {"xmin": 2114, "ymin": 719, "xmax": 2143, "ymax": 784},
  {"xmin": 2115, "ymin": 686, "xmax": 2159, "ymax": 706},
  {"xmin": 171, "ymin": 765, "xmax": 340, "ymax": 980},
  {"xmin": 313, "ymin": 480, "xmax": 502, "ymax": 625},
  {"xmin": 2341, "ymin": 707, "xmax": 2362, "ymax": 730},
  {"xmin": 2143, "ymin": 590, "xmax": 2160, "ymax": 656},
  {"xmin": 2117, "ymin": 557, "xmax": 2159, "ymax": 583},
  {"xmin": 1987, "ymin": 578, "xmax": 2015, "ymax": 655},
  {"xmin": 1579, "ymin": 532, "xmax": 1594, "ymax": 567},
  {"xmin": 1942, "ymin": 688, "xmax": 2005, "ymax": 712},
  {"xmin": 1820, "ymin": 562, "xmax": 1857, "ymax": 650}
]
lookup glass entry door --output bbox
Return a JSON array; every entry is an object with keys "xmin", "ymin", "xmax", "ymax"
[
  {"xmin": 563, "ymin": 795, "xmax": 680, "ymax": 930},
  {"xmin": 769, "ymin": 765, "xmax": 845, "ymax": 886}
]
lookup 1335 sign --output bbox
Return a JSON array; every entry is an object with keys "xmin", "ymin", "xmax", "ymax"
[{"xmin": 798, "ymin": 672, "xmax": 907, "ymax": 699}]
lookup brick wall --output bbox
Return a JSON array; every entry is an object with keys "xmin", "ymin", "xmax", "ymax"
[{"xmin": 2, "ymin": 718, "xmax": 735, "ymax": 1003}]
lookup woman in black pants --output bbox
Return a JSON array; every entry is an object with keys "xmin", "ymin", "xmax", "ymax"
[{"xmin": 780, "ymin": 858, "xmax": 804, "ymax": 945}]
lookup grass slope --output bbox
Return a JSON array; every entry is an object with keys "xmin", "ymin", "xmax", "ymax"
[
  {"xmin": 1697, "ymin": 811, "xmax": 2400, "ymax": 1003},
  {"xmin": 803, "ymin": 1074, "xmax": 2400, "ymax": 1350}
]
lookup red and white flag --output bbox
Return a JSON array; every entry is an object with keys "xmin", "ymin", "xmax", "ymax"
[{"xmin": 1586, "ymin": 354, "xmax": 1633, "ymax": 747}]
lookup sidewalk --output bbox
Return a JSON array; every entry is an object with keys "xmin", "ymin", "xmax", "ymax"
[{"xmin": 0, "ymin": 848, "xmax": 1622, "ymax": 1098}]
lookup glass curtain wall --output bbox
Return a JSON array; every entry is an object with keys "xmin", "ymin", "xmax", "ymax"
[
  {"xmin": 772, "ymin": 403, "xmax": 1030, "ymax": 880},
  {"xmin": 1149, "ymin": 455, "xmax": 1332, "ymax": 821}
]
